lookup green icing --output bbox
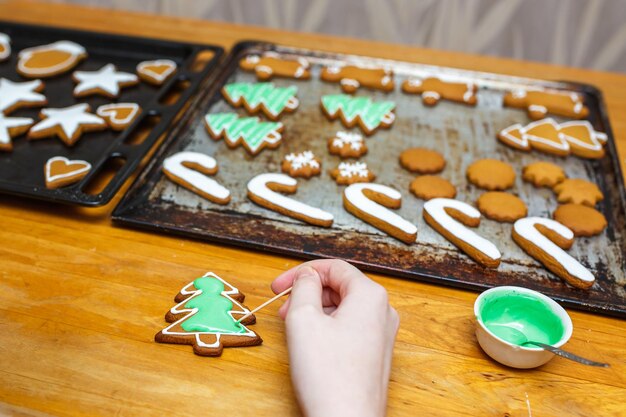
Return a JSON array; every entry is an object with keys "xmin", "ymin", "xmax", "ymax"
[
  {"xmin": 478, "ymin": 291, "xmax": 565, "ymax": 346},
  {"xmin": 206, "ymin": 113, "xmax": 282, "ymax": 153},
  {"xmin": 180, "ymin": 276, "xmax": 247, "ymax": 334},
  {"xmin": 321, "ymin": 94, "xmax": 395, "ymax": 131},
  {"xmin": 224, "ymin": 82, "xmax": 297, "ymax": 116}
]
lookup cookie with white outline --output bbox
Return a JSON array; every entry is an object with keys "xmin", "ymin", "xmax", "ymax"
[
  {"xmin": 330, "ymin": 161, "xmax": 376, "ymax": 185},
  {"xmin": 503, "ymin": 89, "xmax": 588, "ymax": 120},
  {"xmin": 0, "ymin": 113, "xmax": 34, "ymax": 152},
  {"xmin": 72, "ymin": 64, "xmax": 139, "ymax": 98},
  {"xmin": 44, "ymin": 156, "xmax": 91, "ymax": 189},
  {"xmin": 17, "ymin": 40, "xmax": 87, "ymax": 78},
  {"xmin": 320, "ymin": 65, "xmax": 394, "ymax": 93},
  {"xmin": 281, "ymin": 151, "xmax": 321, "ymax": 179},
  {"xmin": 0, "ymin": 33, "xmax": 11, "ymax": 62},
  {"xmin": 96, "ymin": 103, "xmax": 142, "ymax": 131},
  {"xmin": 239, "ymin": 52, "xmax": 310, "ymax": 80},
  {"xmin": 0, "ymin": 78, "xmax": 47, "ymax": 115},
  {"xmin": 327, "ymin": 131, "xmax": 367, "ymax": 159},
  {"xmin": 136, "ymin": 59, "xmax": 177, "ymax": 86},
  {"xmin": 28, "ymin": 104, "xmax": 107, "ymax": 146}
]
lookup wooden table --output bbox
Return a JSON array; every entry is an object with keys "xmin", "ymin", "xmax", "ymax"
[{"xmin": 1, "ymin": 2, "xmax": 625, "ymax": 416}]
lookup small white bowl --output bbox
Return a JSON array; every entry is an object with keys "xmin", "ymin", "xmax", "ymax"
[{"xmin": 474, "ymin": 286, "xmax": 573, "ymax": 369}]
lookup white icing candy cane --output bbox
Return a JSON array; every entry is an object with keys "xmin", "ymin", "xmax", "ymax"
[
  {"xmin": 423, "ymin": 198, "xmax": 501, "ymax": 265},
  {"xmin": 247, "ymin": 173, "xmax": 333, "ymax": 225},
  {"xmin": 344, "ymin": 183, "xmax": 417, "ymax": 243},
  {"xmin": 163, "ymin": 151, "xmax": 230, "ymax": 204},
  {"xmin": 513, "ymin": 217, "xmax": 595, "ymax": 285}
]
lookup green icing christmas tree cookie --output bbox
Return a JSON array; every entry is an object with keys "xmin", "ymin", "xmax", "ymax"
[
  {"xmin": 222, "ymin": 82, "xmax": 299, "ymax": 120},
  {"xmin": 321, "ymin": 94, "xmax": 396, "ymax": 135},
  {"xmin": 204, "ymin": 112, "xmax": 283, "ymax": 156},
  {"xmin": 155, "ymin": 272, "xmax": 262, "ymax": 357}
]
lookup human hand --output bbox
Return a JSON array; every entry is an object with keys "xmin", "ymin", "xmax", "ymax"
[{"xmin": 271, "ymin": 259, "xmax": 399, "ymax": 417}]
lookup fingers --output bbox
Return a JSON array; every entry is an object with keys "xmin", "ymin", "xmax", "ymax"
[
  {"xmin": 285, "ymin": 267, "xmax": 323, "ymax": 314},
  {"xmin": 277, "ymin": 282, "xmax": 341, "ymax": 320}
]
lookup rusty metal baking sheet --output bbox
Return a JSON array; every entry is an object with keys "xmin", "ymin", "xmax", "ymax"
[{"xmin": 113, "ymin": 41, "xmax": 626, "ymax": 317}]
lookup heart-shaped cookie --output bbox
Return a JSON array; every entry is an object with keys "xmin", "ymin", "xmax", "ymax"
[
  {"xmin": 97, "ymin": 103, "xmax": 142, "ymax": 131},
  {"xmin": 136, "ymin": 59, "xmax": 177, "ymax": 85},
  {"xmin": 45, "ymin": 156, "xmax": 91, "ymax": 189}
]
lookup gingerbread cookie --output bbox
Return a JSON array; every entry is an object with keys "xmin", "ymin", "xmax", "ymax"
[
  {"xmin": 44, "ymin": 156, "xmax": 91, "ymax": 189},
  {"xmin": 399, "ymin": 148, "xmax": 446, "ymax": 174},
  {"xmin": 409, "ymin": 175, "xmax": 456, "ymax": 200},
  {"xmin": 155, "ymin": 272, "xmax": 262, "ymax": 357},
  {"xmin": 522, "ymin": 118, "xmax": 569, "ymax": 156},
  {"xmin": 321, "ymin": 65, "xmax": 394, "ymax": 94},
  {"xmin": 239, "ymin": 52, "xmax": 310, "ymax": 80},
  {"xmin": 281, "ymin": 151, "xmax": 321, "ymax": 179},
  {"xmin": 205, "ymin": 112, "xmax": 283, "ymax": 156},
  {"xmin": 522, "ymin": 161, "xmax": 566, "ymax": 188},
  {"xmin": 476, "ymin": 192, "xmax": 527, "ymax": 223},
  {"xmin": 222, "ymin": 82, "xmax": 299, "ymax": 121},
  {"xmin": 136, "ymin": 59, "xmax": 177, "ymax": 86},
  {"xmin": 72, "ymin": 63, "xmax": 139, "ymax": 98},
  {"xmin": 0, "ymin": 33, "xmax": 10, "ymax": 62},
  {"xmin": 327, "ymin": 131, "xmax": 367, "ymax": 159},
  {"xmin": 558, "ymin": 120, "xmax": 605, "ymax": 159},
  {"xmin": 28, "ymin": 104, "xmax": 107, "ymax": 146},
  {"xmin": 401, "ymin": 77, "xmax": 477, "ymax": 106},
  {"xmin": 321, "ymin": 94, "xmax": 395, "ymax": 135},
  {"xmin": 553, "ymin": 179, "xmax": 603, "ymax": 206},
  {"xmin": 423, "ymin": 198, "xmax": 501, "ymax": 268},
  {"xmin": 553, "ymin": 204, "xmax": 607, "ymax": 237},
  {"xmin": 163, "ymin": 151, "xmax": 230, "ymax": 205},
  {"xmin": 247, "ymin": 173, "xmax": 334, "ymax": 227},
  {"xmin": 0, "ymin": 78, "xmax": 47, "ymax": 115},
  {"xmin": 503, "ymin": 89, "xmax": 589, "ymax": 120},
  {"xmin": 466, "ymin": 159, "xmax": 516, "ymax": 191},
  {"xmin": 96, "ymin": 103, "xmax": 142, "ymax": 131},
  {"xmin": 330, "ymin": 161, "xmax": 375, "ymax": 185},
  {"xmin": 512, "ymin": 217, "xmax": 595, "ymax": 289},
  {"xmin": 17, "ymin": 40, "xmax": 87, "ymax": 78},
  {"xmin": 0, "ymin": 114, "xmax": 34, "ymax": 152},
  {"xmin": 343, "ymin": 183, "xmax": 417, "ymax": 244}
]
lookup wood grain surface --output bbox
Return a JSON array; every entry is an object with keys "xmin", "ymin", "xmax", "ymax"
[{"xmin": 0, "ymin": 1, "xmax": 625, "ymax": 416}]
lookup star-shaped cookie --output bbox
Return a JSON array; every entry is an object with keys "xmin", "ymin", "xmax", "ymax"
[
  {"xmin": 0, "ymin": 78, "xmax": 47, "ymax": 115},
  {"xmin": 72, "ymin": 63, "xmax": 139, "ymax": 98},
  {"xmin": 553, "ymin": 178, "xmax": 603, "ymax": 206},
  {"xmin": 28, "ymin": 103, "xmax": 107, "ymax": 146},
  {"xmin": 0, "ymin": 113, "xmax": 34, "ymax": 152}
]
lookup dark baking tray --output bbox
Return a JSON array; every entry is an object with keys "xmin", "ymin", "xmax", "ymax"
[
  {"xmin": 0, "ymin": 21, "xmax": 223, "ymax": 206},
  {"xmin": 113, "ymin": 41, "xmax": 626, "ymax": 318}
]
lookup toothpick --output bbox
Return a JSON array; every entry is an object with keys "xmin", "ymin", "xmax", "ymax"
[{"xmin": 236, "ymin": 287, "xmax": 292, "ymax": 323}]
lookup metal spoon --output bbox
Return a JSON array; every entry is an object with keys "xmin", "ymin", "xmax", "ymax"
[{"xmin": 490, "ymin": 325, "xmax": 610, "ymax": 367}]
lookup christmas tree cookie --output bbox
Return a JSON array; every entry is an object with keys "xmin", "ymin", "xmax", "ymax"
[
  {"xmin": 321, "ymin": 94, "xmax": 395, "ymax": 135},
  {"xmin": 221, "ymin": 82, "xmax": 299, "ymax": 120},
  {"xmin": 204, "ymin": 112, "xmax": 283, "ymax": 156},
  {"xmin": 155, "ymin": 272, "xmax": 262, "ymax": 357}
]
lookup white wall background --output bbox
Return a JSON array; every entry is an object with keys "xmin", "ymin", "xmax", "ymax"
[{"xmin": 54, "ymin": 0, "xmax": 626, "ymax": 73}]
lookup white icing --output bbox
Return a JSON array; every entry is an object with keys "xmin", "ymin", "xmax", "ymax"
[
  {"xmin": 528, "ymin": 104, "xmax": 548, "ymax": 116},
  {"xmin": 423, "ymin": 91, "xmax": 441, "ymax": 100},
  {"xmin": 245, "ymin": 55, "xmax": 260, "ymax": 64},
  {"xmin": 247, "ymin": 173, "xmax": 334, "ymax": 223},
  {"xmin": 511, "ymin": 89, "xmax": 527, "ymax": 99},
  {"xmin": 344, "ymin": 183, "xmax": 417, "ymax": 239},
  {"xmin": 45, "ymin": 156, "xmax": 91, "ymax": 183},
  {"xmin": 558, "ymin": 120, "xmax": 603, "ymax": 152},
  {"xmin": 332, "ymin": 131, "xmax": 364, "ymax": 151},
  {"xmin": 0, "ymin": 114, "xmax": 33, "ymax": 145},
  {"xmin": 338, "ymin": 161, "xmax": 370, "ymax": 178},
  {"xmin": 513, "ymin": 217, "xmax": 595, "ymax": 283},
  {"xmin": 163, "ymin": 151, "xmax": 230, "ymax": 202},
  {"xmin": 341, "ymin": 78, "xmax": 360, "ymax": 88},
  {"xmin": 30, "ymin": 103, "xmax": 106, "ymax": 139},
  {"xmin": 573, "ymin": 101, "xmax": 583, "ymax": 114},
  {"xmin": 0, "ymin": 78, "xmax": 46, "ymax": 114},
  {"xmin": 423, "ymin": 198, "xmax": 501, "ymax": 261},
  {"xmin": 73, "ymin": 63, "xmax": 138, "ymax": 96},
  {"xmin": 325, "ymin": 65, "xmax": 341, "ymax": 74},
  {"xmin": 137, "ymin": 59, "xmax": 177, "ymax": 83},
  {"xmin": 160, "ymin": 272, "xmax": 258, "ymax": 344},
  {"xmin": 294, "ymin": 66, "xmax": 305, "ymax": 78},
  {"xmin": 595, "ymin": 132, "xmax": 608, "ymax": 143},
  {"xmin": 499, "ymin": 123, "xmax": 527, "ymax": 148},
  {"xmin": 407, "ymin": 78, "xmax": 422, "ymax": 87},
  {"xmin": 17, "ymin": 41, "xmax": 85, "ymax": 76},
  {"xmin": 256, "ymin": 65, "xmax": 273, "ymax": 75},
  {"xmin": 285, "ymin": 151, "xmax": 319, "ymax": 170},
  {"xmin": 0, "ymin": 33, "xmax": 10, "ymax": 61},
  {"xmin": 463, "ymin": 84, "xmax": 475, "ymax": 102},
  {"xmin": 96, "ymin": 103, "xmax": 140, "ymax": 126},
  {"xmin": 296, "ymin": 57, "xmax": 310, "ymax": 68},
  {"xmin": 381, "ymin": 75, "xmax": 392, "ymax": 86}
]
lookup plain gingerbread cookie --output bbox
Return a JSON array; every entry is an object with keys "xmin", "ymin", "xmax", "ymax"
[
  {"xmin": 522, "ymin": 161, "xmax": 566, "ymax": 188},
  {"xmin": 553, "ymin": 178, "xmax": 603, "ymax": 206},
  {"xmin": 399, "ymin": 148, "xmax": 446, "ymax": 174},
  {"xmin": 409, "ymin": 175, "xmax": 456, "ymax": 200},
  {"xmin": 553, "ymin": 204, "xmax": 607, "ymax": 237},
  {"xmin": 467, "ymin": 159, "xmax": 516, "ymax": 191},
  {"xmin": 477, "ymin": 192, "xmax": 527, "ymax": 223}
]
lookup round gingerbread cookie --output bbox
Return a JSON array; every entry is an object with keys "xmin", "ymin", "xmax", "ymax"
[
  {"xmin": 553, "ymin": 204, "xmax": 607, "ymax": 237},
  {"xmin": 477, "ymin": 192, "xmax": 527, "ymax": 223},
  {"xmin": 522, "ymin": 161, "xmax": 566, "ymax": 188},
  {"xmin": 409, "ymin": 175, "xmax": 456, "ymax": 200},
  {"xmin": 553, "ymin": 178, "xmax": 603, "ymax": 206},
  {"xmin": 467, "ymin": 159, "xmax": 516, "ymax": 191},
  {"xmin": 399, "ymin": 148, "xmax": 446, "ymax": 174}
]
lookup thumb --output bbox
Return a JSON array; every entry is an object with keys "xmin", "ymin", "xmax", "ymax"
[{"xmin": 285, "ymin": 266, "xmax": 323, "ymax": 315}]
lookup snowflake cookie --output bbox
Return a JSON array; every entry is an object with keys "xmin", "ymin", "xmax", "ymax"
[
  {"xmin": 330, "ymin": 161, "xmax": 375, "ymax": 185},
  {"xmin": 327, "ymin": 131, "xmax": 367, "ymax": 159},
  {"xmin": 281, "ymin": 150, "xmax": 321, "ymax": 178}
]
